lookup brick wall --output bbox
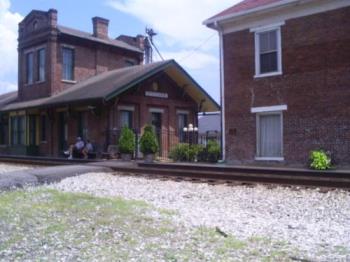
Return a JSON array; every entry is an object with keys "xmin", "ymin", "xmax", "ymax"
[
  {"xmin": 36, "ymin": 73, "xmax": 198, "ymax": 157},
  {"xmin": 223, "ymin": 6, "xmax": 350, "ymax": 166},
  {"xmin": 18, "ymin": 10, "xmax": 141, "ymax": 101}
]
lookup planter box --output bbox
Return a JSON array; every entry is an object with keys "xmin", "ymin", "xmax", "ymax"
[
  {"xmin": 121, "ymin": 153, "xmax": 132, "ymax": 161},
  {"xmin": 144, "ymin": 154, "xmax": 155, "ymax": 163}
]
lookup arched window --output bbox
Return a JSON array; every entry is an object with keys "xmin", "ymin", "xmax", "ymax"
[{"xmin": 33, "ymin": 21, "xmax": 38, "ymax": 30}]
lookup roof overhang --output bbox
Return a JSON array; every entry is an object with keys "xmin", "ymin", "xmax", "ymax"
[
  {"xmin": 203, "ymin": 0, "xmax": 300, "ymax": 29},
  {"xmin": 204, "ymin": 0, "xmax": 350, "ymax": 33},
  {"xmin": 1, "ymin": 60, "xmax": 219, "ymax": 113},
  {"xmin": 57, "ymin": 26, "xmax": 143, "ymax": 54},
  {"xmin": 0, "ymin": 97, "xmax": 102, "ymax": 113},
  {"xmin": 105, "ymin": 60, "xmax": 220, "ymax": 113},
  {"xmin": 163, "ymin": 63, "xmax": 220, "ymax": 112}
]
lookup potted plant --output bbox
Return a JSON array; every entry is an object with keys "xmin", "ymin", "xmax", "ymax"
[
  {"xmin": 140, "ymin": 125, "xmax": 159, "ymax": 163},
  {"xmin": 118, "ymin": 126, "xmax": 135, "ymax": 161}
]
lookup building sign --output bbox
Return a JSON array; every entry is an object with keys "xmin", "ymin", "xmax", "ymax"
[{"xmin": 145, "ymin": 91, "xmax": 169, "ymax": 99}]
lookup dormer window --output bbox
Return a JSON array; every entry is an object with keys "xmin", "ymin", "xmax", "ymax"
[{"xmin": 252, "ymin": 23, "xmax": 283, "ymax": 78}]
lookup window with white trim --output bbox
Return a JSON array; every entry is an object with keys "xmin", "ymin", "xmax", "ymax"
[
  {"xmin": 26, "ymin": 52, "xmax": 34, "ymax": 84},
  {"xmin": 256, "ymin": 112, "xmax": 283, "ymax": 160},
  {"xmin": 37, "ymin": 48, "xmax": 45, "ymax": 82},
  {"xmin": 119, "ymin": 110, "xmax": 133, "ymax": 128},
  {"xmin": 62, "ymin": 47, "xmax": 74, "ymax": 81},
  {"xmin": 254, "ymin": 27, "xmax": 282, "ymax": 77}
]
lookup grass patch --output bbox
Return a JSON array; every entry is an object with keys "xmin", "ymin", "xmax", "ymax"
[
  {"xmin": 0, "ymin": 188, "xmax": 310, "ymax": 261},
  {"xmin": 0, "ymin": 189, "xmax": 160, "ymax": 260}
]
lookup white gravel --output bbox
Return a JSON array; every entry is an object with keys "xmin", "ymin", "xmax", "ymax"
[
  {"xmin": 50, "ymin": 172, "xmax": 350, "ymax": 260},
  {"xmin": 0, "ymin": 163, "xmax": 33, "ymax": 174}
]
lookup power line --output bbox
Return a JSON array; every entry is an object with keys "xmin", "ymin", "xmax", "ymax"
[{"xmin": 179, "ymin": 33, "xmax": 216, "ymax": 62}]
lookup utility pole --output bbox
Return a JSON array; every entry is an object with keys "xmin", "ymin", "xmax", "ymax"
[{"xmin": 146, "ymin": 28, "xmax": 164, "ymax": 62}]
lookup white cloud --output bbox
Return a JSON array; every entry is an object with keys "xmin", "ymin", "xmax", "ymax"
[
  {"xmin": 0, "ymin": 0, "xmax": 23, "ymax": 94},
  {"xmin": 106, "ymin": 0, "xmax": 240, "ymax": 98},
  {"xmin": 106, "ymin": 0, "xmax": 240, "ymax": 100},
  {"xmin": 0, "ymin": 80, "xmax": 16, "ymax": 94},
  {"xmin": 107, "ymin": 0, "xmax": 237, "ymax": 48}
]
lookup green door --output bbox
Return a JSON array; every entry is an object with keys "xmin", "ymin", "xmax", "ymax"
[{"xmin": 58, "ymin": 112, "xmax": 68, "ymax": 153}]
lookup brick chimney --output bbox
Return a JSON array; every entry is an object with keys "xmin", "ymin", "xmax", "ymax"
[
  {"xmin": 92, "ymin": 17, "xmax": 109, "ymax": 39},
  {"xmin": 48, "ymin": 9, "xmax": 57, "ymax": 28}
]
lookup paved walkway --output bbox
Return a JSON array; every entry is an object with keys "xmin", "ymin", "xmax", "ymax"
[
  {"xmin": 88, "ymin": 160, "xmax": 138, "ymax": 169},
  {"xmin": 0, "ymin": 165, "xmax": 112, "ymax": 191}
]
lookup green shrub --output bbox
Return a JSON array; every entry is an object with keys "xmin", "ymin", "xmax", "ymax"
[
  {"xmin": 206, "ymin": 140, "xmax": 221, "ymax": 163},
  {"xmin": 118, "ymin": 126, "xmax": 135, "ymax": 154},
  {"xmin": 309, "ymin": 150, "xmax": 331, "ymax": 170},
  {"xmin": 169, "ymin": 143, "xmax": 206, "ymax": 162},
  {"xmin": 169, "ymin": 140, "xmax": 221, "ymax": 163},
  {"xmin": 191, "ymin": 144, "xmax": 205, "ymax": 162},
  {"xmin": 169, "ymin": 143, "xmax": 190, "ymax": 162},
  {"xmin": 140, "ymin": 125, "xmax": 159, "ymax": 155}
]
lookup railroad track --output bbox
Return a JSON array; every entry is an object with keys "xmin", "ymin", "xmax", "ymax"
[
  {"xmin": 0, "ymin": 155, "xmax": 349, "ymax": 190},
  {"xmin": 113, "ymin": 171, "xmax": 340, "ymax": 193},
  {"xmin": 136, "ymin": 162, "xmax": 350, "ymax": 190}
]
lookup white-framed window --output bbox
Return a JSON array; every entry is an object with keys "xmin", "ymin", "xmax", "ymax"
[
  {"xmin": 118, "ymin": 105, "xmax": 134, "ymax": 129},
  {"xmin": 26, "ymin": 52, "xmax": 34, "ymax": 84},
  {"xmin": 251, "ymin": 105, "xmax": 286, "ymax": 161},
  {"xmin": 119, "ymin": 110, "xmax": 133, "ymax": 128},
  {"xmin": 37, "ymin": 48, "xmax": 45, "ymax": 82},
  {"xmin": 253, "ymin": 24, "xmax": 283, "ymax": 78},
  {"xmin": 177, "ymin": 112, "xmax": 188, "ymax": 143},
  {"xmin": 62, "ymin": 47, "xmax": 74, "ymax": 81}
]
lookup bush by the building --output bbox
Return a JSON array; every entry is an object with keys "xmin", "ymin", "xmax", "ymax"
[{"xmin": 118, "ymin": 127, "xmax": 135, "ymax": 155}]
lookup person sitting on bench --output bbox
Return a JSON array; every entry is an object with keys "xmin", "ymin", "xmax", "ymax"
[
  {"xmin": 82, "ymin": 140, "xmax": 94, "ymax": 159},
  {"xmin": 64, "ymin": 137, "xmax": 85, "ymax": 159}
]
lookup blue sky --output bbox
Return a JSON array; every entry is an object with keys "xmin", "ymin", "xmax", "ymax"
[{"xmin": 0, "ymin": 0, "xmax": 239, "ymax": 102}]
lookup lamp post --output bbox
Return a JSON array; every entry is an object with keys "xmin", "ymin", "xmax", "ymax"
[
  {"xmin": 183, "ymin": 123, "xmax": 198, "ymax": 162},
  {"xmin": 183, "ymin": 123, "xmax": 198, "ymax": 146}
]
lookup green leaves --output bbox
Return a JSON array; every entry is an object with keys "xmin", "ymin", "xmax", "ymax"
[
  {"xmin": 118, "ymin": 127, "xmax": 135, "ymax": 154},
  {"xmin": 169, "ymin": 143, "xmax": 198, "ymax": 162},
  {"xmin": 206, "ymin": 140, "xmax": 221, "ymax": 163},
  {"xmin": 169, "ymin": 140, "xmax": 221, "ymax": 163},
  {"xmin": 309, "ymin": 150, "xmax": 332, "ymax": 170},
  {"xmin": 140, "ymin": 125, "xmax": 159, "ymax": 155}
]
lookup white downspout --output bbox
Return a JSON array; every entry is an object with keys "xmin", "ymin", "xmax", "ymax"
[{"xmin": 215, "ymin": 21, "xmax": 226, "ymax": 162}]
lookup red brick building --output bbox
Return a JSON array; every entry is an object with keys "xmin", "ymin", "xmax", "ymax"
[
  {"xmin": 204, "ymin": 0, "xmax": 350, "ymax": 166},
  {"xmin": 0, "ymin": 9, "xmax": 219, "ymax": 158}
]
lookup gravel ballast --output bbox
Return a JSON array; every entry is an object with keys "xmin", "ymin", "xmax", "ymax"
[{"xmin": 50, "ymin": 172, "xmax": 350, "ymax": 261}]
